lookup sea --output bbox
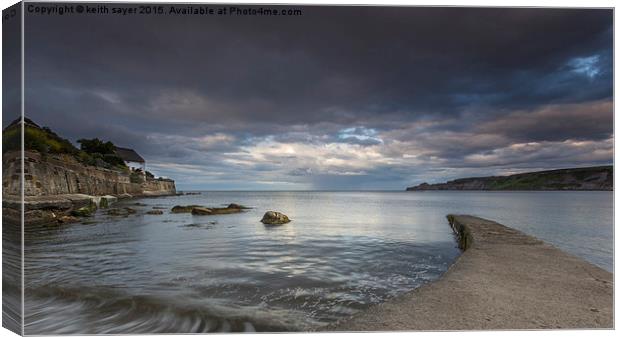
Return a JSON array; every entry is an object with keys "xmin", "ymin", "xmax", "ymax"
[{"xmin": 23, "ymin": 191, "xmax": 613, "ymax": 334}]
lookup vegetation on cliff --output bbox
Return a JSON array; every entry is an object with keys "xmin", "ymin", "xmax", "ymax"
[
  {"xmin": 407, "ymin": 166, "xmax": 613, "ymax": 191},
  {"xmin": 3, "ymin": 118, "xmax": 127, "ymax": 171},
  {"xmin": 76, "ymin": 138, "xmax": 127, "ymax": 169},
  {"xmin": 4, "ymin": 118, "xmax": 78, "ymax": 155}
]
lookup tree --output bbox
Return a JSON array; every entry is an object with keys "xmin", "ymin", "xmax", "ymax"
[{"xmin": 77, "ymin": 138, "xmax": 116, "ymax": 155}]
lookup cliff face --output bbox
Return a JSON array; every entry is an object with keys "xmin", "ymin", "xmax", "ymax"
[
  {"xmin": 3, "ymin": 151, "xmax": 176, "ymax": 197},
  {"xmin": 407, "ymin": 166, "xmax": 613, "ymax": 191}
]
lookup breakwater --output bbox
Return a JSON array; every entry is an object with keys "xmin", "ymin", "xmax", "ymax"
[{"xmin": 330, "ymin": 215, "xmax": 613, "ymax": 330}]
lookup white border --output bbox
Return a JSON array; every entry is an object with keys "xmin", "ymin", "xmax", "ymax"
[{"xmin": 0, "ymin": 1, "xmax": 616, "ymax": 337}]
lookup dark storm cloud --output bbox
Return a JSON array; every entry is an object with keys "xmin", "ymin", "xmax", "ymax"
[{"xmin": 20, "ymin": 4, "xmax": 613, "ymax": 189}]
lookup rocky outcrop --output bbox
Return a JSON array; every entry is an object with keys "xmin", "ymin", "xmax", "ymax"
[
  {"xmin": 407, "ymin": 166, "xmax": 613, "ymax": 191},
  {"xmin": 261, "ymin": 211, "xmax": 291, "ymax": 225},
  {"xmin": 173, "ymin": 204, "xmax": 248, "ymax": 215}
]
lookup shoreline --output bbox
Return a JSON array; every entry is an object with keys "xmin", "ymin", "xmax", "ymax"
[
  {"xmin": 327, "ymin": 215, "xmax": 613, "ymax": 331},
  {"xmin": 2, "ymin": 191, "xmax": 180, "ymax": 226}
]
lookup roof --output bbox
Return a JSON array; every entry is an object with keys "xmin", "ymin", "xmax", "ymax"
[
  {"xmin": 5, "ymin": 117, "xmax": 41, "ymax": 130},
  {"xmin": 115, "ymin": 147, "xmax": 145, "ymax": 163}
]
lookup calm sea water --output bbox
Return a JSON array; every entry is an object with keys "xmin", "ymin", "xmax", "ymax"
[{"xmin": 24, "ymin": 191, "xmax": 612, "ymax": 334}]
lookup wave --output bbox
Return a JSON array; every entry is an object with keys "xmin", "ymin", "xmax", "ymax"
[{"xmin": 24, "ymin": 285, "xmax": 319, "ymax": 334}]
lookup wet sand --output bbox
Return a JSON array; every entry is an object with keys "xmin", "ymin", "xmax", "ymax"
[{"xmin": 329, "ymin": 215, "xmax": 613, "ymax": 331}]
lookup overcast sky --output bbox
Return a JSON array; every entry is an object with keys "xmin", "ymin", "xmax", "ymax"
[{"xmin": 21, "ymin": 5, "xmax": 613, "ymax": 190}]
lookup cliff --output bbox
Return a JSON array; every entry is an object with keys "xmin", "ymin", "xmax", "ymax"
[
  {"xmin": 407, "ymin": 166, "xmax": 612, "ymax": 191},
  {"xmin": 3, "ymin": 150, "xmax": 175, "ymax": 197},
  {"xmin": 2, "ymin": 150, "xmax": 176, "ymax": 225}
]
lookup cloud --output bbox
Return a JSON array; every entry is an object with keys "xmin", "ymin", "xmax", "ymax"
[
  {"xmin": 19, "ymin": 6, "xmax": 613, "ymax": 190},
  {"xmin": 476, "ymin": 100, "xmax": 612, "ymax": 142}
]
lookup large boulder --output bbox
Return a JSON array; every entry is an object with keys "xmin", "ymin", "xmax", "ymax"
[{"xmin": 261, "ymin": 211, "xmax": 291, "ymax": 225}]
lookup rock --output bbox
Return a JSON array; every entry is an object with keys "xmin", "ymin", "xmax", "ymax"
[
  {"xmin": 133, "ymin": 202, "xmax": 148, "ymax": 206},
  {"xmin": 24, "ymin": 210, "xmax": 58, "ymax": 225},
  {"xmin": 66, "ymin": 194, "xmax": 96, "ymax": 209},
  {"xmin": 71, "ymin": 201, "xmax": 97, "ymax": 217},
  {"xmin": 152, "ymin": 206, "xmax": 167, "ymax": 209},
  {"xmin": 99, "ymin": 198, "xmax": 109, "ymax": 208},
  {"xmin": 58, "ymin": 215, "xmax": 79, "ymax": 224},
  {"xmin": 102, "ymin": 195, "xmax": 118, "ymax": 203},
  {"xmin": 173, "ymin": 204, "xmax": 245, "ymax": 215},
  {"xmin": 261, "ymin": 211, "xmax": 291, "ymax": 225},
  {"xmin": 107, "ymin": 207, "xmax": 137, "ymax": 217},
  {"xmin": 146, "ymin": 210, "xmax": 164, "ymax": 215},
  {"xmin": 191, "ymin": 207, "xmax": 213, "ymax": 215},
  {"xmin": 22, "ymin": 197, "xmax": 73, "ymax": 211},
  {"xmin": 211, "ymin": 207, "xmax": 243, "ymax": 215},
  {"xmin": 227, "ymin": 203, "xmax": 249, "ymax": 209},
  {"xmin": 171, "ymin": 205, "xmax": 203, "ymax": 213},
  {"xmin": 71, "ymin": 207, "xmax": 93, "ymax": 217}
]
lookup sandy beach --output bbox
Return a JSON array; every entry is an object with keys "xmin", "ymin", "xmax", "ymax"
[{"xmin": 329, "ymin": 215, "xmax": 613, "ymax": 331}]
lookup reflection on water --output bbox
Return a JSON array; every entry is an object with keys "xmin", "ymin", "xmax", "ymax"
[{"xmin": 24, "ymin": 191, "xmax": 612, "ymax": 334}]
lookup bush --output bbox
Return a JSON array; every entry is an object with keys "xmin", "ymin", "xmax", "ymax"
[
  {"xmin": 77, "ymin": 138, "xmax": 116, "ymax": 155},
  {"xmin": 77, "ymin": 138, "xmax": 127, "ymax": 169},
  {"xmin": 130, "ymin": 172, "xmax": 144, "ymax": 184},
  {"xmin": 4, "ymin": 124, "xmax": 80, "ymax": 155},
  {"xmin": 2, "ymin": 127, "xmax": 21, "ymax": 153},
  {"xmin": 3, "ymin": 122, "xmax": 129, "ymax": 172}
]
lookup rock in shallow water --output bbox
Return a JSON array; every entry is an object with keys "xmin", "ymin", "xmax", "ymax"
[
  {"xmin": 191, "ymin": 207, "xmax": 213, "ymax": 215},
  {"xmin": 171, "ymin": 205, "xmax": 203, "ymax": 213},
  {"xmin": 107, "ymin": 207, "xmax": 137, "ymax": 217},
  {"xmin": 146, "ymin": 210, "xmax": 164, "ymax": 215},
  {"xmin": 261, "ymin": 211, "xmax": 291, "ymax": 225},
  {"xmin": 227, "ymin": 203, "xmax": 250, "ymax": 209},
  {"xmin": 58, "ymin": 215, "xmax": 79, "ymax": 224}
]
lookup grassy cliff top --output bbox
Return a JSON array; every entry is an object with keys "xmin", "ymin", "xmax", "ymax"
[{"xmin": 3, "ymin": 118, "xmax": 128, "ymax": 172}]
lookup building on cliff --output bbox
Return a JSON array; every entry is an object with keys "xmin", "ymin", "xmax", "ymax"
[{"xmin": 115, "ymin": 147, "xmax": 146, "ymax": 172}]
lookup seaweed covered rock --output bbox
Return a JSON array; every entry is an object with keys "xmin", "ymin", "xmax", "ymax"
[
  {"xmin": 107, "ymin": 207, "xmax": 137, "ymax": 217},
  {"xmin": 71, "ymin": 201, "xmax": 97, "ymax": 217},
  {"xmin": 191, "ymin": 207, "xmax": 213, "ymax": 215},
  {"xmin": 171, "ymin": 205, "xmax": 202, "ymax": 213},
  {"xmin": 227, "ymin": 203, "xmax": 250, "ymax": 209},
  {"xmin": 261, "ymin": 211, "xmax": 290, "ymax": 225},
  {"xmin": 177, "ymin": 205, "xmax": 246, "ymax": 215}
]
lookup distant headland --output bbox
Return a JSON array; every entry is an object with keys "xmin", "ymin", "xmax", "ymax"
[{"xmin": 407, "ymin": 166, "xmax": 612, "ymax": 191}]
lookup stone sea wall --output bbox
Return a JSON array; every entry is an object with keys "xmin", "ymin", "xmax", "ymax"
[{"xmin": 3, "ymin": 151, "xmax": 176, "ymax": 197}]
